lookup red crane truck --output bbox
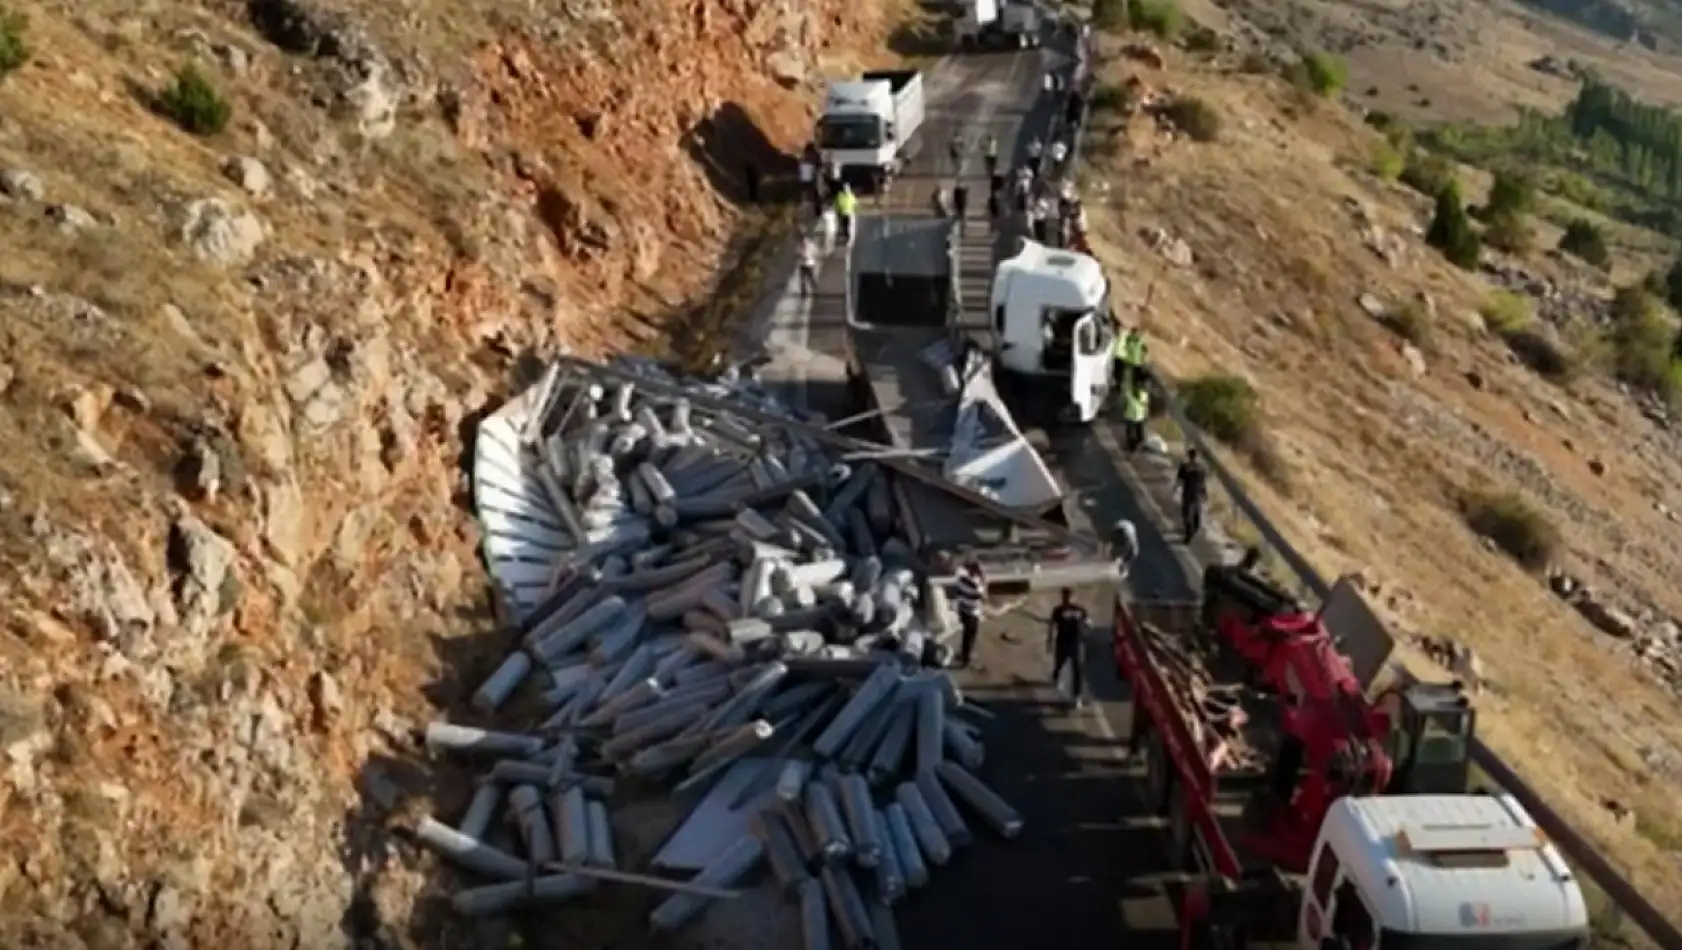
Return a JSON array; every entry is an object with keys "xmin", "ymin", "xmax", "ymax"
[{"xmin": 1111, "ymin": 562, "xmax": 1592, "ymax": 950}]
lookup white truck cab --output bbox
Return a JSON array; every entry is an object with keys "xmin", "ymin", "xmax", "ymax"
[
  {"xmin": 818, "ymin": 70, "xmax": 926, "ymax": 182},
  {"xmin": 1301, "ymin": 795, "xmax": 1590, "ymax": 950},
  {"xmin": 955, "ymin": 0, "xmax": 1042, "ymax": 49},
  {"xmin": 990, "ymin": 240, "xmax": 1113, "ymax": 423}
]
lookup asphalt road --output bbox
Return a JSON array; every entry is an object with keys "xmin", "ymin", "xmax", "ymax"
[{"xmin": 748, "ymin": 37, "xmax": 1188, "ymax": 950}]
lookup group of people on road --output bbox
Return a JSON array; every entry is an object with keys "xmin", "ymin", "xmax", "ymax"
[{"xmin": 795, "ymin": 143, "xmax": 863, "ymax": 296}]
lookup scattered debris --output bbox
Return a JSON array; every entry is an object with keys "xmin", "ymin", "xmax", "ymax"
[{"xmin": 436, "ymin": 355, "xmax": 1025, "ymax": 939}]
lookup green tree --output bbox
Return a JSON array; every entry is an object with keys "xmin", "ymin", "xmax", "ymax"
[
  {"xmin": 1426, "ymin": 181, "xmax": 1481, "ymax": 269},
  {"xmin": 1558, "ymin": 219, "xmax": 1610, "ymax": 268},
  {"xmin": 1093, "ymin": 0, "xmax": 1128, "ymax": 31}
]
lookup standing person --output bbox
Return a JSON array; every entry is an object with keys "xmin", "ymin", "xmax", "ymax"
[
  {"xmin": 1047, "ymin": 588, "xmax": 1090, "ymax": 707},
  {"xmin": 1175, "ymin": 448, "xmax": 1210, "ymax": 542},
  {"xmin": 984, "ymin": 135, "xmax": 999, "ymax": 178},
  {"xmin": 1030, "ymin": 196, "xmax": 1052, "ymax": 243},
  {"xmin": 1122, "ymin": 380, "xmax": 1150, "ymax": 452},
  {"xmin": 797, "ymin": 235, "xmax": 819, "ymax": 296},
  {"xmin": 798, "ymin": 151, "xmax": 819, "ymax": 215},
  {"xmin": 953, "ymin": 557, "xmax": 987, "ymax": 667},
  {"xmin": 834, "ymin": 183, "xmax": 857, "ymax": 247},
  {"xmin": 826, "ymin": 157, "xmax": 844, "ymax": 198},
  {"xmin": 952, "ymin": 180, "xmax": 969, "ymax": 227},
  {"xmin": 1026, "ymin": 137, "xmax": 1044, "ymax": 177},
  {"xmin": 948, "ymin": 133, "xmax": 964, "ymax": 172},
  {"xmin": 1050, "ymin": 138, "xmax": 1068, "ymax": 170},
  {"xmin": 1114, "ymin": 326, "xmax": 1147, "ymax": 392},
  {"xmin": 818, "ymin": 203, "xmax": 838, "ymax": 254}
]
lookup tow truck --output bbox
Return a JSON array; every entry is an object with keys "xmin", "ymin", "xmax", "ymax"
[{"xmin": 1112, "ymin": 562, "xmax": 1592, "ymax": 949}]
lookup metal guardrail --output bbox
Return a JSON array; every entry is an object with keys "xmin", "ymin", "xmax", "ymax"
[{"xmin": 1058, "ymin": 50, "xmax": 1679, "ymax": 950}]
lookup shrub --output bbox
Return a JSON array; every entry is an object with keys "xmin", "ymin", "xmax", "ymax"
[
  {"xmin": 1605, "ymin": 286, "xmax": 1682, "ymax": 401},
  {"xmin": 1559, "ymin": 218, "xmax": 1610, "ymax": 268},
  {"xmin": 1399, "ymin": 149, "xmax": 1454, "ymax": 197},
  {"xmin": 1183, "ymin": 25, "xmax": 1222, "ymax": 52},
  {"xmin": 1479, "ymin": 290, "xmax": 1532, "ymax": 334},
  {"xmin": 1663, "ymin": 258, "xmax": 1682, "ymax": 311},
  {"xmin": 1381, "ymin": 301, "xmax": 1430, "ymax": 344},
  {"xmin": 1370, "ymin": 141, "xmax": 1404, "ymax": 180},
  {"xmin": 1165, "ymin": 95, "xmax": 1220, "ymax": 142},
  {"xmin": 1090, "ymin": 83, "xmax": 1132, "ymax": 114},
  {"xmin": 1483, "ymin": 169, "xmax": 1536, "ymax": 219},
  {"xmin": 155, "ymin": 64, "xmax": 232, "ymax": 136},
  {"xmin": 1129, "ymin": 0, "xmax": 1183, "ymax": 38},
  {"xmin": 1504, "ymin": 326, "xmax": 1578, "ymax": 381},
  {"xmin": 0, "ymin": 5, "xmax": 27, "ymax": 79},
  {"xmin": 1482, "ymin": 210, "xmax": 1533, "ymax": 254},
  {"xmin": 1460, "ymin": 489, "xmax": 1558, "ymax": 571},
  {"xmin": 1093, "ymin": 0, "xmax": 1128, "ymax": 31},
  {"xmin": 1287, "ymin": 51, "xmax": 1347, "ymax": 97},
  {"xmin": 1426, "ymin": 180, "xmax": 1481, "ymax": 269},
  {"xmin": 1239, "ymin": 51, "xmax": 1273, "ymax": 74},
  {"xmin": 1181, "ymin": 374, "xmax": 1259, "ymax": 444}
]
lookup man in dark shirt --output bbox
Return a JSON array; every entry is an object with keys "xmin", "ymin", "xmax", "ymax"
[
  {"xmin": 1175, "ymin": 448, "xmax": 1209, "ymax": 543},
  {"xmin": 1046, "ymin": 588, "xmax": 1089, "ymax": 708}
]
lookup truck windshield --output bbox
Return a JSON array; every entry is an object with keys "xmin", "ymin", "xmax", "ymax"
[
  {"xmin": 819, "ymin": 116, "xmax": 883, "ymax": 150},
  {"xmin": 1378, "ymin": 928, "xmax": 1587, "ymax": 950}
]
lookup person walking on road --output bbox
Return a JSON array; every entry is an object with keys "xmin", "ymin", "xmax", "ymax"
[
  {"xmin": 1048, "ymin": 588, "xmax": 1090, "ymax": 708},
  {"xmin": 1114, "ymin": 326, "xmax": 1147, "ymax": 393},
  {"xmin": 948, "ymin": 133, "xmax": 965, "ymax": 171},
  {"xmin": 834, "ymin": 183, "xmax": 858, "ymax": 248},
  {"xmin": 952, "ymin": 181, "xmax": 970, "ymax": 227},
  {"xmin": 1050, "ymin": 139, "xmax": 1069, "ymax": 170},
  {"xmin": 1122, "ymin": 380, "xmax": 1150, "ymax": 452},
  {"xmin": 984, "ymin": 135, "xmax": 999, "ymax": 178},
  {"xmin": 1026, "ymin": 137, "xmax": 1044, "ymax": 177},
  {"xmin": 797, "ymin": 236, "xmax": 820, "ymax": 296},
  {"xmin": 1175, "ymin": 448, "xmax": 1210, "ymax": 543},
  {"xmin": 818, "ymin": 205, "xmax": 838, "ymax": 254},
  {"xmin": 953, "ymin": 557, "xmax": 987, "ymax": 667},
  {"xmin": 798, "ymin": 151, "xmax": 820, "ymax": 215}
]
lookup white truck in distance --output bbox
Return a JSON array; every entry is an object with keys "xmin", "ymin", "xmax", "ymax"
[
  {"xmin": 989, "ymin": 239, "xmax": 1114, "ymax": 424},
  {"xmin": 817, "ymin": 70, "xmax": 926, "ymax": 184},
  {"xmin": 955, "ymin": 0, "xmax": 1043, "ymax": 49}
]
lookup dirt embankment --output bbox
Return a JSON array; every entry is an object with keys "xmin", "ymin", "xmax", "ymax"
[{"xmin": 0, "ymin": 0, "xmax": 901, "ymax": 944}]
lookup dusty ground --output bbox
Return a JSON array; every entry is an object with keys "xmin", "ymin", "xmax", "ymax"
[
  {"xmin": 1081, "ymin": 36, "xmax": 1682, "ymax": 925},
  {"xmin": 0, "ymin": 0, "xmax": 911, "ymax": 944},
  {"xmin": 1180, "ymin": 0, "xmax": 1682, "ymax": 125}
]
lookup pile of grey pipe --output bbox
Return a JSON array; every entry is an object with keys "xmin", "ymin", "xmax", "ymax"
[{"xmin": 416, "ymin": 355, "xmax": 1026, "ymax": 947}]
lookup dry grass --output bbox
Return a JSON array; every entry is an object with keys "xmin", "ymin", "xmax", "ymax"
[{"xmin": 1089, "ymin": 45, "xmax": 1682, "ymax": 923}]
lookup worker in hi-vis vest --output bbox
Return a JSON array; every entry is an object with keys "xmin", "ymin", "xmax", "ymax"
[
  {"xmin": 1122, "ymin": 381, "xmax": 1150, "ymax": 453},
  {"xmin": 834, "ymin": 184, "xmax": 857, "ymax": 247},
  {"xmin": 1114, "ymin": 326, "xmax": 1146, "ymax": 393}
]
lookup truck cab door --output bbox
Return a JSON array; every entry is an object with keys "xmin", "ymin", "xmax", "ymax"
[{"xmin": 1069, "ymin": 312, "xmax": 1102, "ymax": 422}]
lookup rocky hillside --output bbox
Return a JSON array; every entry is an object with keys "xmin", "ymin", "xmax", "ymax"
[{"xmin": 0, "ymin": 0, "xmax": 903, "ymax": 944}]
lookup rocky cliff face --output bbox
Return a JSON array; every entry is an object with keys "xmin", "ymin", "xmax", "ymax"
[{"xmin": 0, "ymin": 0, "xmax": 900, "ymax": 944}]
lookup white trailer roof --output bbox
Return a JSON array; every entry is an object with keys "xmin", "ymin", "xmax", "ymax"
[{"xmin": 1327, "ymin": 794, "xmax": 1588, "ymax": 937}]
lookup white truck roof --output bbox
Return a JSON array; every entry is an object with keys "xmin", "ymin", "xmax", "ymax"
[
  {"xmin": 825, "ymin": 80, "xmax": 890, "ymax": 115},
  {"xmin": 1327, "ymin": 794, "xmax": 1588, "ymax": 937},
  {"xmin": 994, "ymin": 240, "xmax": 1105, "ymax": 309}
]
